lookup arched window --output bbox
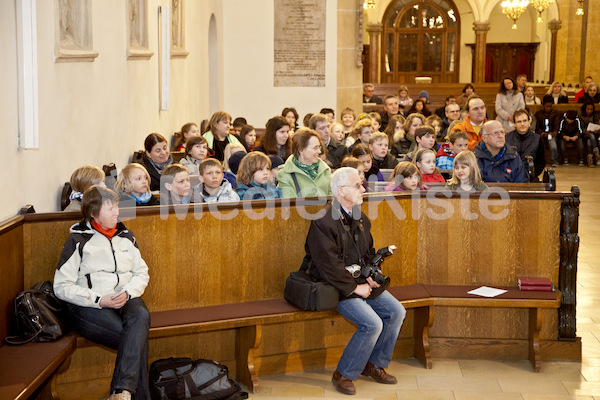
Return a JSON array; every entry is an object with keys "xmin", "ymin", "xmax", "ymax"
[{"xmin": 382, "ymin": 0, "xmax": 460, "ymax": 83}]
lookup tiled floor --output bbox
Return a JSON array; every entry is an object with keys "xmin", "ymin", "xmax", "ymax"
[{"xmin": 249, "ymin": 166, "xmax": 600, "ymax": 400}]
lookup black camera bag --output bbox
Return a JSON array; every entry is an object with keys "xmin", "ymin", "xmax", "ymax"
[{"xmin": 284, "ymin": 257, "xmax": 339, "ymax": 311}]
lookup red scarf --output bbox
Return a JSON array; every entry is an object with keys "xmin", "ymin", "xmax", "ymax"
[{"xmin": 92, "ymin": 220, "xmax": 118, "ymax": 239}]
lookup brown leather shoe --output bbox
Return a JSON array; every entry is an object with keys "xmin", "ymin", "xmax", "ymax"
[
  {"xmin": 361, "ymin": 362, "xmax": 397, "ymax": 384},
  {"xmin": 332, "ymin": 369, "xmax": 356, "ymax": 395}
]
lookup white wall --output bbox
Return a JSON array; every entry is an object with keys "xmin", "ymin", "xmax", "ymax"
[
  {"xmin": 0, "ymin": 0, "xmax": 213, "ymax": 218},
  {"xmin": 221, "ymin": 0, "xmax": 337, "ymax": 128}
]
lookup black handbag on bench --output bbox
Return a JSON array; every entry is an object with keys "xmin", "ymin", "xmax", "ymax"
[
  {"xmin": 4, "ymin": 281, "xmax": 69, "ymax": 345},
  {"xmin": 284, "ymin": 257, "xmax": 339, "ymax": 311}
]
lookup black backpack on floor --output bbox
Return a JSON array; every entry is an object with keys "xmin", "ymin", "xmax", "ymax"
[{"xmin": 149, "ymin": 357, "xmax": 247, "ymax": 400}]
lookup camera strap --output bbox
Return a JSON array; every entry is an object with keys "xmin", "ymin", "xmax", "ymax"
[{"xmin": 333, "ymin": 203, "xmax": 364, "ymax": 266}]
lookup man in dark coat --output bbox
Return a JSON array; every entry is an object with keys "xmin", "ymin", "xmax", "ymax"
[
  {"xmin": 474, "ymin": 120, "xmax": 529, "ymax": 183},
  {"xmin": 304, "ymin": 167, "xmax": 406, "ymax": 395},
  {"xmin": 505, "ymin": 109, "xmax": 545, "ymax": 179}
]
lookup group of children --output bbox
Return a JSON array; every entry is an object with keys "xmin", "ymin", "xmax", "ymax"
[{"xmin": 64, "ymin": 108, "xmax": 492, "ymax": 212}]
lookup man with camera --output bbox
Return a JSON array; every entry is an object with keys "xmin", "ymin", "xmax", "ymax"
[{"xmin": 303, "ymin": 167, "xmax": 406, "ymax": 395}]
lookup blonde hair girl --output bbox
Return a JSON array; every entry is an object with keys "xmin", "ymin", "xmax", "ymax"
[
  {"xmin": 445, "ymin": 151, "xmax": 488, "ymax": 191},
  {"xmin": 114, "ymin": 163, "xmax": 159, "ymax": 206}
]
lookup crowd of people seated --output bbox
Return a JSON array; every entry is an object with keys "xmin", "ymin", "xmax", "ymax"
[{"xmin": 62, "ymin": 74, "xmax": 600, "ymax": 211}]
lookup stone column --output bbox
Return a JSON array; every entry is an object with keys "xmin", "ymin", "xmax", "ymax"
[
  {"xmin": 548, "ymin": 19, "xmax": 562, "ymax": 83},
  {"xmin": 367, "ymin": 22, "xmax": 383, "ymax": 83},
  {"xmin": 472, "ymin": 21, "xmax": 490, "ymax": 84}
]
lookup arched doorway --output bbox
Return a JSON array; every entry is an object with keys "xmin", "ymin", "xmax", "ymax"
[{"xmin": 381, "ymin": 0, "xmax": 460, "ymax": 83}]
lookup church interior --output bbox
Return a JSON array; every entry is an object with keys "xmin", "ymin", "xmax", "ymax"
[{"xmin": 1, "ymin": 0, "xmax": 600, "ymax": 399}]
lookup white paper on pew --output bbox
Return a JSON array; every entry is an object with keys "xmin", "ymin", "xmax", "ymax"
[
  {"xmin": 467, "ymin": 286, "xmax": 508, "ymax": 298},
  {"xmin": 587, "ymin": 122, "xmax": 600, "ymax": 132}
]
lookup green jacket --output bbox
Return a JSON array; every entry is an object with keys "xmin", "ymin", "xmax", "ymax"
[
  {"xmin": 202, "ymin": 130, "xmax": 241, "ymax": 148},
  {"xmin": 277, "ymin": 156, "xmax": 332, "ymax": 198}
]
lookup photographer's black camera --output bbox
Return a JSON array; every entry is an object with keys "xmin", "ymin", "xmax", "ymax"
[{"xmin": 345, "ymin": 245, "xmax": 395, "ymax": 288}]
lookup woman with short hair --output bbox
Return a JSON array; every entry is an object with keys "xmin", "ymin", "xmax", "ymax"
[{"xmin": 54, "ymin": 186, "xmax": 150, "ymax": 400}]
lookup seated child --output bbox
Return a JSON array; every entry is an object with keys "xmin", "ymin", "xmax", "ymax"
[
  {"xmin": 384, "ymin": 161, "xmax": 428, "ymax": 191},
  {"xmin": 330, "ymin": 122, "xmax": 345, "ymax": 142},
  {"xmin": 369, "ymin": 112, "xmax": 382, "ymax": 133},
  {"xmin": 64, "ymin": 166, "xmax": 106, "ymax": 211},
  {"xmin": 413, "ymin": 148, "xmax": 445, "ymax": 183},
  {"xmin": 352, "ymin": 143, "xmax": 383, "ymax": 182},
  {"xmin": 347, "ymin": 119, "xmax": 374, "ymax": 151},
  {"xmin": 340, "ymin": 156, "xmax": 367, "ymax": 190},
  {"xmin": 369, "ymin": 132, "xmax": 399, "ymax": 170},
  {"xmin": 557, "ymin": 110, "xmax": 584, "ymax": 165},
  {"xmin": 225, "ymin": 151, "xmax": 247, "ymax": 188},
  {"xmin": 239, "ymin": 125, "xmax": 257, "ymax": 152},
  {"xmin": 223, "ymin": 143, "xmax": 247, "ymax": 172},
  {"xmin": 180, "ymin": 136, "xmax": 210, "ymax": 175},
  {"xmin": 114, "ymin": 163, "xmax": 159, "ymax": 206},
  {"xmin": 172, "ymin": 122, "xmax": 200, "ymax": 151},
  {"xmin": 436, "ymin": 130, "xmax": 469, "ymax": 170},
  {"xmin": 404, "ymin": 125, "xmax": 437, "ymax": 162},
  {"xmin": 161, "ymin": 164, "xmax": 193, "ymax": 205},
  {"xmin": 192, "ymin": 158, "xmax": 240, "ymax": 203},
  {"xmin": 445, "ymin": 151, "xmax": 489, "ymax": 191},
  {"xmin": 268, "ymin": 155, "xmax": 285, "ymax": 185},
  {"xmin": 425, "ymin": 115, "xmax": 444, "ymax": 143},
  {"xmin": 319, "ymin": 142, "xmax": 334, "ymax": 169},
  {"xmin": 235, "ymin": 152, "xmax": 282, "ymax": 200}
]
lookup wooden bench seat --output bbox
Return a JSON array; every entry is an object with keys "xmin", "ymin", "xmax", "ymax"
[
  {"xmin": 423, "ymin": 285, "xmax": 561, "ymax": 372},
  {"xmin": 0, "ymin": 335, "xmax": 77, "ymax": 400},
  {"xmin": 72, "ymin": 284, "xmax": 434, "ymax": 394}
]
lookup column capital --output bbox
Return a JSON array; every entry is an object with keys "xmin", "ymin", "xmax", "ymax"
[
  {"xmin": 367, "ymin": 22, "xmax": 383, "ymax": 33},
  {"xmin": 548, "ymin": 19, "xmax": 562, "ymax": 33},
  {"xmin": 473, "ymin": 21, "xmax": 490, "ymax": 33}
]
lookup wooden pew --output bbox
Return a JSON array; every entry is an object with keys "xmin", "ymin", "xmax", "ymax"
[{"xmin": 0, "ymin": 189, "xmax": 581, "ymax": 398}]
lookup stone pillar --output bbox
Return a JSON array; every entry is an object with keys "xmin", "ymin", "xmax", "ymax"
[
  {"xmin": 367, "ymin": 22, "xmax": 383, "ymax": 83},
  {"xmin": 472, "ymin": 21, "xmax": 490, "ymax": 84},
  {"xmin": 548, "ymin": 19, "xmax": 561, "ymax": 83}
]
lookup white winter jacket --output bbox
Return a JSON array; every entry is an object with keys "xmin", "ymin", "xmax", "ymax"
[{"xmin": 53, "ymin": 221, "xmax": 149, "ymax": 308}]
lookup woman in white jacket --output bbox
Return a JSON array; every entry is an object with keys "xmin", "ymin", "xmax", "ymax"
[
  {"xmin": 54, "ymin": 186, "xmax": 150, "ymax": 400},
  {"xmin": 495, "ymin": 77, "xmax": 525, "ymax": 133}
]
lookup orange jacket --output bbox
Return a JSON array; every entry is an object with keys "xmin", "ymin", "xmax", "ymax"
[{"xmin": 451, "ymin": 117, "xmax": 488, "ymax": 150}]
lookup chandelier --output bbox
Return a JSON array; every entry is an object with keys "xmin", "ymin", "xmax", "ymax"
[
  {"xmin": 501, "ymin": 0, "xmax": 529, "ymax": 29},
  {"xmin": 576, "ymin": 0, "xmax": 584, "ymax": 15},
  {"xmin": 529, "ymin": 0, "xmax": 554, "ymax": 23},
  {"xmin": 363, "ymin": 0, "xmax": 375, "ymax": 10}
]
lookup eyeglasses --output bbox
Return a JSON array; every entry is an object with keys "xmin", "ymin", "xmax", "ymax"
[
  {"xmin": 342, "ymin": 183, "xmax": 363, "ymax": 190},
  {"xmin": 484, "ymin": 131, "xmax": 505, "ymax": 137}
]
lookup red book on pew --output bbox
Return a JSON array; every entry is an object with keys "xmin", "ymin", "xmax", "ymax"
[{"xmin": 518, "ymin": 277, "xmax": 553, "ymax": 291}]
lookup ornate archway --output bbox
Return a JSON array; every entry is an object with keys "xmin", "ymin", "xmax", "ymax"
[{"xmin": 381, "ymin": 0, "xmax": 460, "ymax": 83}]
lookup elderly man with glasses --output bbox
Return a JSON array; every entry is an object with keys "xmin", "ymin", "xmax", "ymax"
[
  {"xmin": 474, "ymin": 120, "xmax": 529, "ymax": 183},
  {"xmin": 303, "ymin": 167, "xmax": 406, "ymax": 396}
]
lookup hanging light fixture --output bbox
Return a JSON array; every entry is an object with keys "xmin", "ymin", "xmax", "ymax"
[
  {"xmin": 501, "ymin": 0, "xmax": 529, "ymax": 29},
  {"xmin": 363, "ymin": 0, "xmax": 375, "ymax": 10},
  {"xmin": 576, "ymin": 0, "xmax": 584, "ymax": 15},
  {"xmin": 529, "ymin": 0, "xmax": 554, "ymax": 23}
]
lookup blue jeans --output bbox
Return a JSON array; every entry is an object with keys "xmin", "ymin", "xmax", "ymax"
[
  {"xmin": 336, "ymin": 290, "xmax": 406, "ymax": 380},
  {"xmin": 68, "ymin": 298, "xmax": 151, "ymax": 399}
]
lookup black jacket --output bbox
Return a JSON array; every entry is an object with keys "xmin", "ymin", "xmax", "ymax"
[
  {"xmin": 505, "ymin": 130, "xmax": 546, "ymax": 178},
  {"xmin": 141, "ymin": 154, "xmax": 163, "ymax": 192},
  {"xmin": 305, "ymin": 202, "xmax": 383, "ymax": 300},
  {"xmin": 326, "ymin": 138, "xmax": 349, "ymax": 169}
]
